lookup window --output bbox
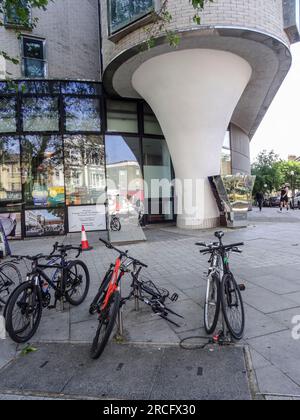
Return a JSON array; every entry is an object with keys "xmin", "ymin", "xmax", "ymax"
[
  {"xmin": 64, "ymin": 97, "xmax": 101, "ymax": 132},
  {"xmin": 4, "ymin": 0, "xmax": 31, "ymax": 27},
  {"xmin": 144, "ymin": 104, "xmax": 163, "ymax": 136},
  {"xmin": 64, "ymin": 135, "xmax": 105, "ymax": 205},
  {"xmin": 106, "ymin": 100, "xmax": 138, "ymax": 133},
  {"xmin": 0, "ymin": 137, "xmax": 22, "ymax": 203},
  {"xmin": 22, "ymin": 97, "xmax": 59, "ymax": 132},
  {"xmin": 0, "ymin": 98, "xmax": 17, "ymax": 133},
  {"xmin": 108, "ymin": 0, "xmax": 154, "ymax": 34},
  {"xmin": 21, "ymin": 135, "xmax": 64, "ymax": 207},
  {"xmin": 22, "ymin": 37, "xmax": 47, "ymax": 78},
  {"xmin": 221, "ymin": 131, "xmax": 232, "ymax": 176}
]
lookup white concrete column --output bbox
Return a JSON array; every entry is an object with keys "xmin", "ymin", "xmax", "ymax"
[{"xmin": 132, "ymin": 49, "xmax": 252, "ymax": 229}]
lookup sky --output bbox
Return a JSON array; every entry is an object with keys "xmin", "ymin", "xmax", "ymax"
[{"xmin": 251, "ymin": 43, "xmax": 300, "ymax": 163}]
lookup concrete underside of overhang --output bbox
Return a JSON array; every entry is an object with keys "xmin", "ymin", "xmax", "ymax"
[{"xmin": 103, "ymin": 26, "xmax": 292, "ymax": 139}]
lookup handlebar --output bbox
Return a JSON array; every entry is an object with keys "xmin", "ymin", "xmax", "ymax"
[
  {"xmin": 51, "ymin": 242, "xmax": 82, "ymax": 258},
  {"xmin": 198, "ymin": 242, "xmax": 244, "ymax": 254},
  {"xmin": 100, "ymin": 238, "xmax": 148, "ymax": 268}
]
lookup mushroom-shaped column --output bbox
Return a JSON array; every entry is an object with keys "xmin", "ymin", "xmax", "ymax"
[{"xmin": 132, "ymin": 49, "xmax": 252, "ymax": 229}]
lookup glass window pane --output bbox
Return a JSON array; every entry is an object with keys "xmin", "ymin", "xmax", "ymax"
[
  {"xmin": 143, "ymin": 138, "xmax": 172, "ymax": 199},
  {"xmin": 20, "ymin": 80, "xmax": 60, "ymax": 95},
  {"xmin": 0, "ymin": 81, "xmax": 18, "ymax": 94},
  {"xmin": 107, "ymin": 100, "xmax": 138, "ymax": 133},
  {"xmin": 105, "ymin": 135, "xmax": 143, "ymax": 210},
  {"xmin": 23, "ymin": 38, "xmax": 44, "ymax": 59},
  {"xmin": 5, "ymin": 0, "xmax": 31, "ymax": 26},
  {"xmin": 61, "ymin": 82, "xmax": 101, "ymax": 95},
  {"xmin": 23, "ymin": 58, "xmax": 46, "ymax": 78},
  {"xmin": 0, "ymin": 98, "xmax": 17, "ymax": 133},
  {"xmin": 64, "ymin": 97, "xmax": 101, "ymax": 132},
  {"xmin": 144, "ymin": 104, "xmax": 163, "ymax": 136},
  {"xmin": 25, "ymin": 208, "xmax": 65, "ymax": 237},
  {"xmin": 22, "ymin": 97, "xmax": 59, "ymax": 132},
  {"xmin": 0, "ymin": 137, "xmax": 22, "ymax": 202},
  {"xmin": 21, "ymin": 135, "xmax": 64, "ymax": 207},
  {"xmin": 108, "ymin": 0, "xmax": 154, "ymax": 33},
  {"xmin": 64, "ymin": 135, "xmax": 105, "ymax": 205}
]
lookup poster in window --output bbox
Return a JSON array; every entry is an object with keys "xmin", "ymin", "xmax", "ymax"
[
  {"xmin": 0, "ymin": 213, "xmax": 22, "ymax": 239},
  {"xmin": 68, "ymin": 205, "xmax": 106, "ymax": 233},
  {"xmin": 25, "ymin": 209, "xmax": 65, "ymax": 237}
]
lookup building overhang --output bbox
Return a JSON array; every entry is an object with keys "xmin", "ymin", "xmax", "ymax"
[{"xmin": 103, "ymin": 26, "xmax": 292, "ymax": 140}]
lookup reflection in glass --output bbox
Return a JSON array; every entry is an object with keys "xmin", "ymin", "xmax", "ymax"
[
  {"xmin": 20, "ymin": 80, "xmax": 60, "ymax": 95},
  {"xmin": 221, "ymin": 131, "xmax": 232, "ymax": 176},
  {"xmin": 0, "ymin": 137, "xmax": 22, "ymax": 202},
  {"xmin": 22, "ymin": 97, "xmax": 59, "ymax": 132},
  {"xmin": 61, "ymin": 82, "xmax": 101, "ymax": 95},
  {"xmin": 108, "ymin": 0, "xmax": 154, "ymax": 33},
  {"xmin": 144, "ymin": 104, "xmax": 163, "ymax": 136},
  {"xmin": 65, "ymin": 97, "xmax": 101, "ymax": 132},
  {"xmin": 0, "ymin": 98, "xmax": 17, "ymax": 133},
  {"xmin": 64, "ymin": 135, "xmax": 105, "ymax": 205},
  {"xmin": 21, "ymin": 135, "xmax": 64, "ymax": 207},
  {"xmin": 22, "ymin": 37, "xmax": 46, "ymax": 78},
  {"xmin": 107, "ymin": 100, "xmax": 138, "ymax": 133}
]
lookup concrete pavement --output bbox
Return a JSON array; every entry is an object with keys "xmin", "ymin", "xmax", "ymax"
[{"xmin": 1, "ymin": 206, "xmax": 300, "ymax": 399}]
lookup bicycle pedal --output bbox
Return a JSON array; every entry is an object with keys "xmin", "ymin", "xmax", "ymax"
[
  {"xmin": 239, "ymin": 284, "xmax": 246, "ymax": 292},
  {"xmin": 170, "ymin": 293, "xmax": 179, "ymax": 302}
]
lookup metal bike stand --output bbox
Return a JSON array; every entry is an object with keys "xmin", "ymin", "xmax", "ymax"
[
  {"xmin": 134, "ymin": 286, "xmax": 140, "ymax": 312},
  {"xmin": 116, "ymin": 283, "xmax": 124, "ymax": 337}
]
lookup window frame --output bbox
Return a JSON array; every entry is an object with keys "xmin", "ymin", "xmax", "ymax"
[
  {"xmin": 21, "ymin": 36, "xmax": 48, "ymax": 79},
  {"xmin": 4, "ymin": 0, "xmax": 32, "ymax": 29}
]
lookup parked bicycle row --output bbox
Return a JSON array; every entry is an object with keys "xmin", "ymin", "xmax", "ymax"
[{"xmin": 0, "ymin": 231, "xmax": 246, "ymax": 360}]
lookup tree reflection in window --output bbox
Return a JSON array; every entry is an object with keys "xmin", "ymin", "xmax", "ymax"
[
  {"xmin": 0, "ymin": 98, "xmax": 17, "ymax": 133},
  {"xmin": 0, "ymin": 137, "xmax": 22, "ymax": 202},
  {"xmin": 21, "ymin": 135, "xmax": 64, "ymax": 207},
  {"xmin": 64, "ymin": 135, "xmax": 105, "ymax": 205},
  {"xmin": 64, "ymin": 97, "xmax": 101, "ymax": 132},
  {"xmin": 109, "ymin": 0, "xmax": 154, "ymax": 33},
  {"xmin": 22, "ymin": 97, "xmax": 59, "ymax": 132}
]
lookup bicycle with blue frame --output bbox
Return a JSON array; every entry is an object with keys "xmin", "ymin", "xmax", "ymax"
[{"xmin": 5, "ymin": 243, "xmax": 90, "ymax": 343}]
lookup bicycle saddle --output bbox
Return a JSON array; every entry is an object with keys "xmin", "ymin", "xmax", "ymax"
[{"xmin": 214, "ymin": 231, "xmax": 224, "ymax": 240}]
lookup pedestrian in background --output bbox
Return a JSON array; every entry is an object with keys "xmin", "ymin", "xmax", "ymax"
[
  {"xmin": 256, "ymin": 191, "xmax": 264, "ymax": 212},
  {"xmin": 280, "ymin": 185, "xmax": 289, "ymax": 211}
]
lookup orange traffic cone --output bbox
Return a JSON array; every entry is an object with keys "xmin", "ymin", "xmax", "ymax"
[{"xmin": 81, "ymin": 225, "xmax": 93, "ymax": 251}]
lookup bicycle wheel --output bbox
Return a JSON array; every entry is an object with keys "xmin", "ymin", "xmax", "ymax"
[
  {"xmin": 0, "ymin": 263, "xmax": 22, "ymax": 304},
  {"xmin": 65, "ymin": 260, "xmax": 90, "ymax": 306},
  {"xmin": 111, "ymin": 218, "xmax": 121, "ymax": 232},
  {"xmin": 90, "ymin": 291, "xmax": 120, "ymax": 360},
  {"xmin": 220, "ymin": 273, "xmax": 245, "ymax": 340},
  {"xmin": 89, "ymin": 270, "xmax": 113, "ymax": 315},
  {"xmin": 5, "ymin": 282, "xmax": 43, "ymax": 344},
  {"xmin": 204, "ymin": 272, "xmax": 221, "ymax": 335}
]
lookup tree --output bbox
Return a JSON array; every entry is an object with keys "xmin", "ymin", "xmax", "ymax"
[
  {"xmin": 251, "ymin": 150, "xmax": 282, "ymax": 196},
  {"xmin": 277, "ymin": 160, "xmax": 300, "ymax": 194},
  {"xmin": 0, "ymin": 0, "xmax": 50, "ymax": 65}
]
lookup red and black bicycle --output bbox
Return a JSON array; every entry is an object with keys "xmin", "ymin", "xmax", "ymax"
[{"xmin": 89, "ymin": 238, "xmax": 182, "ymax": 359}]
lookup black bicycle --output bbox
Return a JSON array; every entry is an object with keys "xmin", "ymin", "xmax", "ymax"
[
  {"xmin": 5, "ymin": 243, "xmax": 90, "ymax": 343},
  {"xmin": 89, "ymin": 239, "xmax": 182, "ymax": 359},
  {"xmin": 110, "ymin": 214, "xmax": 121, "ymax": 232},
  {"xmin": 0, "ymin": 261, "xmax": 22, "ymax": 310},
  {"xmin": 196, "ymin": 231, "xmax": 245, "ymax": 340}
]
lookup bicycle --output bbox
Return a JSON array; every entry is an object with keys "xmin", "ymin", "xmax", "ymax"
[
  {"xmin": 5, "ymin": 243, "xmax": 90, "ymax": 343},
  {"xmin": 90, "ymin": 238, "xmax": 182, "ymax": 359},
  {"xmin": 196, "ymin": 231, "xmax": 245, "ymax": 341},
  {"xmin": 110, "ymin": 214, "xmax": 121, "ymax": 232},
  {"xmin": 0, "ymin": 261, "xmax": 22, "ymax": 310}
]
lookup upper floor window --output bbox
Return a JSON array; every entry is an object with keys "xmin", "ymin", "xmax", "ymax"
[
  {"xmin": 4, "ymin": 0, "xmax": 32, "ymax": 28},
  {"xmin": 108, "ymin": 0, "xmax": 154, "ymax": 34},
  {"xmin": 22, "ymin": 37, "xmax": 47, "ymax": 78}
]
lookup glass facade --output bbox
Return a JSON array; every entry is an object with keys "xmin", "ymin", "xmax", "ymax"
[
  {"xmin": 0, "ymin": 80, "xmax": 104, "ymax": 237},
  {"xmin": 108, "ymin": 0, "xmax": 154, "ymax": 34},
  {"xmin": 0, "ymin": 80, "xmax": 233, "ymax": 237}
]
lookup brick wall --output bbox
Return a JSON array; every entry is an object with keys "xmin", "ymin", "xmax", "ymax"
[
  {"xmin": 101, "ymin": 0, "xmax": 289, "ymax": 70},
  {"xmin": 0, "ymin": 0, "xmax": 101, "ymax": 81}
]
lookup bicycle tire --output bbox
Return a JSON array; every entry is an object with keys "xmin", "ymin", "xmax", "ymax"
[
  {"xmin": 89, "ymin": 270, "xmax": 113, "ymax": 315},
  {"xmin": 65, "ymin": 260, "xmax": 90, "ymax": 306},
  {"xmin": 111, "ymin": 218, "xmax": 121, "ymax": 232},
  {"xmin": 5, "ymin": 282, "xmax": 43, "ymax": 344},
  {"xmin": 0, "ymin": 263, "xmax": 22, "ymax": 306},
  {"xmin": 90, "ymin": 291, "xmax": 120, "ymax": 360},
  {"xmin": 204, "ymin": 272, "xmax": 221, "ymax": 335},
  {"xmin": 220, "ymin": 273, "xmax": 245, "ymax": 340}
]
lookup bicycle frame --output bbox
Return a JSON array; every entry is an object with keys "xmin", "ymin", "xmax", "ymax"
[{"xmin": 100, "ymin": 256, "xmax": 124, "ymax": 311}]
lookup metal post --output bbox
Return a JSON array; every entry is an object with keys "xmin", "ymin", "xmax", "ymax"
[
  {"xmin": 117, "ymin": 282, "xmax": 124, "ymax": 337},
  {"xmin": 134, "ymin": 286, "xmax": 140, "ymax": 312}
]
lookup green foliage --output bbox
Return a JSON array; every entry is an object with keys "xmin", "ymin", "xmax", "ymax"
[{"xmin": 251, "ymin": 150, "xmax": 300, "ymax": 196}]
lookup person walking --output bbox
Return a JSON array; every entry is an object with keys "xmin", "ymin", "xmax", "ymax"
[
  {"xmin": 256, "ymin": 191, "xmax": 264, "ymax": 212},
  {"xmin": 280, "ymin": 185, "xmax": 289, "ymax": 211}
]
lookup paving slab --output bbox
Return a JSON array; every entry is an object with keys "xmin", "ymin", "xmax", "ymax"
[{"xmin": 0, "ymin": 343, "xmax": 252, "ymax": 400}]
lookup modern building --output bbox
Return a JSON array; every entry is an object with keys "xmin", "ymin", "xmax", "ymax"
[{"xmin": 0, "ymin": 0, "xmax": 299, "ymax": 237}]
